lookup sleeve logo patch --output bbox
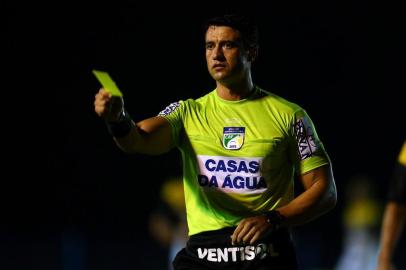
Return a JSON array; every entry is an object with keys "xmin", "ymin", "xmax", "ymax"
[
  {"xmin": 158, "ymin": 102, "xmax": 181, "ymax": 116},
  {"xmin": 294, "ymin": 117, "xmax": 318, "ymax": 160},
  {"xmin": 222, "ymin": 127, "xmax": 245, "ymax": 150}
]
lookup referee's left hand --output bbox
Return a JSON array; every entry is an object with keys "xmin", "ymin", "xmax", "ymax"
[{"xmin": 231, "ymin": 215, "xmax": 271, "ymax": 245}]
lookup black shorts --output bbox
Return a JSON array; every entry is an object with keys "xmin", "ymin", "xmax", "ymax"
[{"xmin": 173, "ymin": 227, "xmax": 297, "ymax": 270}]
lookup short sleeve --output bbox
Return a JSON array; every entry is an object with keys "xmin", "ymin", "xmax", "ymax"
[
  {"xmin": 157, "ymin": 101, "xmax": 184, "ymax": 147},
  {"xmin": 290, "ymin": 109, "xmax": 330, "ymax": 175}
]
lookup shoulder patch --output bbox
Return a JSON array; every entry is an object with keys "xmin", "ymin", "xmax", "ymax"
[
  {"xmin": 158, "ymin": 102, "xmax": 181, "ymax": 116},
  {"xmin": 294, "ymin": 116, "xmax": 318, "ymax": 160}
]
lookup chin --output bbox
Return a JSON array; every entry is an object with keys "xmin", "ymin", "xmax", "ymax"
[{"xmin": 212, "ymin": 72, "xmax": 229, "ymax": 81}]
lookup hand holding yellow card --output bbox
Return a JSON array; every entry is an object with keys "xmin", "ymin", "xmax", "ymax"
[{"xmin": 92, "ymin": 69, "xmax": 123, "ymax": 97}]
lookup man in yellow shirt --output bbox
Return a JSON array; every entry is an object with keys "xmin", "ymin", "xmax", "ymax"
[{"xmin": 94, "ymin": 14, "xmax": 337, "ymax": 270}]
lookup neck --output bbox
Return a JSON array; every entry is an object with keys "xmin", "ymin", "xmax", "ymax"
[{"xmin": 216, "ymin": 76, "xmax": 255, "ymax": 101}]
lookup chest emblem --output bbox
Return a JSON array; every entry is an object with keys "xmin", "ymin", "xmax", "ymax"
[{"xmin": 222, "ymin": 127, "xmax": 245, "ymax": 150}]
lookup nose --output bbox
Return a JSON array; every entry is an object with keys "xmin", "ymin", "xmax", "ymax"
[{"xmin": 212, "ymin": 45, "xmax": 225, "ymax": 61}]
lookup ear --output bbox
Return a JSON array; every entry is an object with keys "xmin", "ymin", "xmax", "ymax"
[{"xmin": 248, "ymin": 47, "xmax": 258, "ymax": 63}]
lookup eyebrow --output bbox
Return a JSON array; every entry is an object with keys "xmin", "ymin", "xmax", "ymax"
[{"xmin": 205, "ymin": 39, "xmax": 241, "ymax": 45}]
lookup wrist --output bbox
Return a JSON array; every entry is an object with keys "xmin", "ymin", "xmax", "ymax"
[
  {"xmin": 264, "ymin": 210, "xmax": 286, "ymax": 230},
  {"xmin": 107, "ymin": 109, "xmax": 127, "ymax": 123},
  {"xmin": 106, "ymin": 110, "xmax": 134, "ymax": 138}
]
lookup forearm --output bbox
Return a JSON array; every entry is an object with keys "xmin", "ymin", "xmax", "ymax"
[
  {"xmin": 277, "ymin": 167, "xmax": 337, "ymax": 226},
  {"xmin": 94, "ymin": 87, "xmax": 174, "ymax": 155},
  {"xmin": 378, "ymin": 202, "xmax": 406, "ymax": 261},
  {"xmin": 112, "ymin": 117, "xmax": 174, "ymax": 155},
  {"xmin": 231, "ymin": 166, "xmax": 336, "ymax": 245},
  {"xmin": 113, "ymin": 124, "xmax": 157, "ymax": 155}
]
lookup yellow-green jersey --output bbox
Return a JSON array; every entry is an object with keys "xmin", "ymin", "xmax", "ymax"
[{"xmin": 159, "ymin": 87, "xmax": 330, "ymax": 236}]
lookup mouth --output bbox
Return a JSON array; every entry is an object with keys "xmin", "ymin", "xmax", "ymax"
[{"xmin": 213, "ymin": 64, "xmax": 226, "ymax": 70}]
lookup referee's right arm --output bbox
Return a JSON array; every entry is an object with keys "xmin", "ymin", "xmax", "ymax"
[
  {"xmin": 94, "ymin": 88, "xmax": 174, "ymax": 155},
  {"xmin": 115, "ymin": 116, "xmax": 174, "ymax": 155}
]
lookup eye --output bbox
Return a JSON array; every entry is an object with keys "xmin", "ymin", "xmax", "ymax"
[
  {"xmin": 205, "ymin": 42, "xmax": 215, "ymax": 50},
  {"xmin": 223, "ymin": 41, "xmax": 236, "ymax": 49},
  {"xmin": 223, "ymin": 42, "xmax": 232, "ymax": 49}
]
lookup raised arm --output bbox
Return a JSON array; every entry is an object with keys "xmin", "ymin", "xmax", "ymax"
[{"xmin": 94, "ymin": 88, "xmax": 174, "ymax": 155}]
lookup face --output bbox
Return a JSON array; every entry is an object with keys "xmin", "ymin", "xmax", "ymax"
[{"xmin": 205, "ymin": 26, "xmax": 253, "ymax": 84}]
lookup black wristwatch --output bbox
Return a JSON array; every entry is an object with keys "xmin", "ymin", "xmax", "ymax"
[{"xmin": 264, "ymin": 210, "xmax": 285, "ymax": 229}]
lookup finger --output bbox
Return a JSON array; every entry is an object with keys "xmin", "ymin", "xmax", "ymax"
[
  {"xmin": 231, "ymin": 222, "xmax": 245, "ymax": 245},
  {"xmin": 249, "ymin": 231, "xmax": 262, "ymax": 245},
  {"xmin": 98, "ymin": 88, "xmax": 112, "ymax": 99},
  {"xmin": 95, "ymin": 94, "xmax": 111, "ymax": 107},
  {"xmin": 94, "ymin": 104, "xmax": 107, "ymax": 116},
  {"xmin": 94, "ymin": 98, "xmax": 110, "ymax": 112},
  {"xmin": 234, "ymin": 222, "xmax": 251, "ymax": 244},
  {"xmin": 242, "ymin": 226, "xmax": 258, "ymax": 244},
  {"xmin": 99, "ymin": 88, "xmax": 109, "ymax": 95},
  {"xmin": 236, "ymin": 224, "xmax": 252, "ymax": 244},
  {"xmin": 94, "ymin": 96, "xmax": 113, "ymax": 112}
]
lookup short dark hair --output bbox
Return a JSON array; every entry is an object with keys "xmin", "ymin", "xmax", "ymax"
[{"xmin": 203, "ymin": 14, "xmax": 259, "ymax": 49}]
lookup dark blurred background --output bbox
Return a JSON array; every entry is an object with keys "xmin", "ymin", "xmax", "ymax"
[{"xmin": 4, "ymin": 1, "xmax": 405, "ymax": 269}]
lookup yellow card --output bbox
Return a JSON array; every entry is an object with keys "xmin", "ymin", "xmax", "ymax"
[{"xmin": 92, "ymin": 69, "xmax": 123, "ymax": 97}]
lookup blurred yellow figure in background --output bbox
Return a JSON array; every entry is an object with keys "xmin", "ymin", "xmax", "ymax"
[
  {"xmin": 149, "ymin": 177, "xmax": 188, "ymax": 270},
  {"xmin": 336, "ymin": 174, "xmax": 382, "ymax": 270}
]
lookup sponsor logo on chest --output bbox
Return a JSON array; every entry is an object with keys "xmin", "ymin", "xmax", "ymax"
[{"xmin": 197, "ymin": 155, "xmax": 267, "ymax": 194}]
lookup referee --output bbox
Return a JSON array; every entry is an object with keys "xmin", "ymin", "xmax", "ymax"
[{"xmin": 94, "ymin": 14, "xmax": 337, "ymax": 270}]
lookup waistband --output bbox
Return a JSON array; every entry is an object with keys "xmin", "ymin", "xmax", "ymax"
[
  {"xmin": 185, "ymin": 227, "xmax": 294, "ymax": 263},
  {"xmin": 188, "ymin": 226, "xmax": 292, "ymax": 247}
]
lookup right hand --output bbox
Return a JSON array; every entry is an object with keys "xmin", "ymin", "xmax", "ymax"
[{"xmin": 94, "ymin": 88, "xmax": 125, "ymax": 122}]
